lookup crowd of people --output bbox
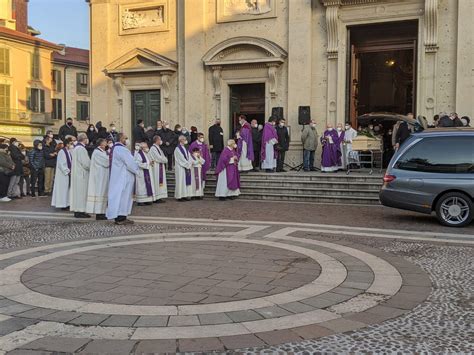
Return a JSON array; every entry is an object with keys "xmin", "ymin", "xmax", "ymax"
[{"xmin": 0, "ymin": 111, "xmax": 470, "ymax": 211}]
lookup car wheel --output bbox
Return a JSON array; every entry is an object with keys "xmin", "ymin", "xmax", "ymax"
[{"xmin": 435, "ymin": 192, "xmax": 473, "ymax": 227}]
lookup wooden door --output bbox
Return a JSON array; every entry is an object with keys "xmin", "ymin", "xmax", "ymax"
[
  {"xmin": 131, "ymin": 90, "xmax": 161, "ymax": 129},
  {"xmin": 349, "ymin": 45, "xmax": 361, "ymax": 127}
]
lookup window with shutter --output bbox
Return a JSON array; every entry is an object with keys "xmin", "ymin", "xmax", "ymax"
[
  {"xmin": 31, "ymin": 52, "xmax": 40, "ymax": 79},
  {"xmin": 0, "ymin": 49, "xmax": 9, "ymax": 75},
  {"xmin": 52, "ymin": 99, "xmax": 62, "ymax": 119},
  {"xmin": 51, "ymin": 70, "xmax": 62, "ymax": 92},
  {"xmin": 76, "ymin": 73, "xmax": 89, "ymax": 95},
  {"xmin": 39, "ymin": 89, "xmax": 45, "ymax": 113},
  {"xmin": 77, "ymin": 101, "xmax": 89, "ymax": 120}
]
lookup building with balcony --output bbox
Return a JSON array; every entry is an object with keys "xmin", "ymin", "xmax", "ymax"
[
  {"xmin": 89, "ymin": 0, "xmax": 474, "ymax": 165},
  {"xmin": 51, "ymin": 46, "xmax": 90, "ymax": 133}
]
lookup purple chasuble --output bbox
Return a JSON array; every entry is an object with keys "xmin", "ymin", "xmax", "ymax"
[
  {"xmin": 237, "ymin": 122, "xmax": 254, "ymax": 161},
  {"xmin": 152, "ymin": 145, "xmax": 164, "ymax": 186},
  {"xmin": 215, "ymin": 147, "xmax": 240, "ymax": 190},
  {"xmin": 320, "ymin": 130, "xmax": 339, "ymax": 168},
  {"xmin": 260, "ymin": 123, "xmax": 278, "ymax": 161},
  {"xmin": 138, "ymin": 151, "xmax": 153, "ymax": 197},
  {"xmin": 188, "ymin": 141, "xmax": 211, "ymax": 181},
  {"xmin": 178, "ymin": 145, "xmax": 192, "ymax": 186}
]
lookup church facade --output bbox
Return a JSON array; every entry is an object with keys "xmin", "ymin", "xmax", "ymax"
[{"xmin": 89, "ymin": 0, "xmax": 473, "ymax": 164}]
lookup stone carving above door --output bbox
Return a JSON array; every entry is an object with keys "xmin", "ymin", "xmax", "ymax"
[
  {"xmin": 119, "ymin": 1, "xmax": 169, "ymax": 35},
  {"xmin": 217, "ymin": 0, "xmax": 277, "ymax": 23}
]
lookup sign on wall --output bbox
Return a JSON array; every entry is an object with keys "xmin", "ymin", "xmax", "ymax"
[{"xmin": 0, "ymin": 125, "xmax": 45, "ymax": 137}]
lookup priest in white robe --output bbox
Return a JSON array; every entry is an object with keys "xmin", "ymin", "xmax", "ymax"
[
  {"xmin": 174, "ymin": 135, "xmax": 193, "ymax": 201},
  {"xmin": 134, "ymin": 142, "xmax": 155, "ymax": 205},
  {"xmin": 261, "ymin": 117, "xmax": 278, "ymax": 172},
  {"xmin": 190, "ymin": 147, "xmax": 206, "ymax": 199},
  {"xmin": 51, "ymin": 138, "xmax": 73, "ymax": 210},
  {"xmin": 344, "ymin": 122, "xmax": 359, "ymax": 168},
  {"xmin": 215, "ymin": 140, "xmax": 241, "ymax": 200},
  {"xmin": 86, "ymin": 138, "xmax": 109, "ymax": 220},
  {"xmin": 106, "ymin": 133, "xmax": 139, "ymax": 225},
  {"xmin": 70, "ymin": 133, "xmax": 91, "ymax": 218},
  {"xmin": 149, "ymin": 135, "xmax": 168, "ymax": 203}
]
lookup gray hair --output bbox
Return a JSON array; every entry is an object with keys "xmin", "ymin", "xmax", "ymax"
[{"xmin": 77, "ymin": 133, "xmax": 88, "ymax": 142}]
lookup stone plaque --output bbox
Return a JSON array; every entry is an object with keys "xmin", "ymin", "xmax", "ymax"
[
  {"xmin": 217, "ymin": 0, "xmax": 277, "ymax": 23},
  {"xmin": 119, "ymin": 1, "xmax": 169, "ymax": 35}
]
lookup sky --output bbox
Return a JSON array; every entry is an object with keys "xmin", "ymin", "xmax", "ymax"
[{"xmin": 29, "ymin": 0, "xmax": 90, "ymax": 49}]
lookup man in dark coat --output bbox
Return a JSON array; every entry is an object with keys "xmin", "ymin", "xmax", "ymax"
[
  {"xmin": 208, "ymin": 119, "xmax": 224, "ymax": 169},
  {"xmin": 395, "ymin": 121, "xmax": 411, "ymax": 149},
  {"xmin": 250, "ymin": 119, "xmax": 262, "ymax": 170},
  {"xmin": 132, "ymin": 119, "xmax": 147, "ymax": 147},
  {"xmin": 275, "ymin": 118, "xmax": 290, "ymax": 172},
  {"xmin": 160, "ymin": 122, "xmax": 178, "ymax": 171},
  {"xmin": 7, "ymin": 138, "xmax": 24, "ymax": 199},
  {"xmin": 28, "ymin": 139, "xmax": 46, "ymax": 197},
  {"xmin": 58, "ymin": 118, "xmax": 78, "ymax": 142}
]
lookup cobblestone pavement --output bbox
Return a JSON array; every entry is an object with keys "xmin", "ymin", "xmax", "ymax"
[{"xmin": 0, "ymin": 201, "xmax": 472, "ymax": 354}]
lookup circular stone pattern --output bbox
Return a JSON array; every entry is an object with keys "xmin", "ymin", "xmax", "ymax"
[{"xmin": 22, "ymin": 241, "xmax": 321, "ymax": 306}]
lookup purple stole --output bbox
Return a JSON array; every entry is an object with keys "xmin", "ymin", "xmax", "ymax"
[
  {"xmin": 152, "ymin": 145, "xmax": 164, "ymax": 186},
  {"xmin": 138, "ymin": 151, "xmax": 153, "ymax": 197},
  {"xmin": 62, "ymin": 147, "xmax": 72, "ymax": 187},
  {"xmin": 178, "ymin": 145, "xmax": 191, "ymax": 186},
  {"xmin": 191, "ymin": 155, "xmax": 201, "ymax": 188}
]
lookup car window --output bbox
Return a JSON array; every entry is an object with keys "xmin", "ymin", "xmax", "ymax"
[{"xmin": 395, "ymin": 136, "xmax": 474, "ymax": 173}]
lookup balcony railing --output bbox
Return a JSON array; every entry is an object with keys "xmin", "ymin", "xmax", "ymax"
[{"xmin": 0, "ymin": 108, "xmax": 54, "ymax": 125}]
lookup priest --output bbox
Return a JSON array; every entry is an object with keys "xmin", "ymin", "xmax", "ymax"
[
  {"xmin": 106, "ymin": 133, "xmax": 139, "ymax": 225},
  {"xmin": 344, "ymin": 122, "xmax": 358, "ymax": 168},
  {"xmin": 215, "ymin": 139, "xmax": 241, "ymax": 201},
  {"xmin": 188, "ymin": 132, "xmax": 211, "ymax": 188},
  {"xmin": 149, "ymin": 135, "xmax": 168, "ymax": 203},
  {"xmin": 51, "ymin": 138, "xmax": 73, "ymax": 210},
  {"xmin": 190, "ymin": 147, "xmax": 206, "ymax": 199},
  {"xmin": 236, "ymin": 116, "xmax": 254, "ymax": 172},
  {"xmin": 174, "ymin": 135, "xmax": 192, "ymax": 201},
  {"xmin": 320, "ymin": 124, "xmax": 340, "ymax": 172},
  {"xmin": 134, "ymin": 142, "xmax": 155, "ymax": 206},
  {"xmin": 86, "ymin": 138, "xmax": 109, "ymax": 220},
  {"xmin": 261, "ymin": 117, "xmax": 279, "ymax": 172},
  {"xmin": 70, "ymin": 133, "xmax": 91, "ymax": 218},
  {"xmin": 336, "ymin": 123, "xmax": 346, "ymax": 170}
]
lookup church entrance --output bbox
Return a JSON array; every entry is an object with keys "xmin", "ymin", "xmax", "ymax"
[
  {"xmin": 229, "ymin": 83, "xmax": 265, "ymax": 137},
  {"xmin": 348, "ymin": 21, "xmax": 418, "ymax": 127},
  {"xmin": 131, "ymin": 90, "xmax": 161, "ymax": 129}
]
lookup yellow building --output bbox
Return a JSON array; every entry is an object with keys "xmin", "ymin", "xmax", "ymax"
[{"xmin": 0, "ymin": 0, "xmax": 61, "ymax": 146}]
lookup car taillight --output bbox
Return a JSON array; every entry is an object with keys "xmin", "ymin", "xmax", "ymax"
[{"xmin": 383, "ymin": 174, "xmax": 396, "ymax": 183}]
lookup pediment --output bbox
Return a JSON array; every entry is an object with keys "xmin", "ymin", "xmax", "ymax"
[
  {"xmin": 203, "ymin": 37, "xmax": 287, "ymax": 67},
  {"xmin": 104, "ymin": 48, "xmax": 177, "ymax": 76}
]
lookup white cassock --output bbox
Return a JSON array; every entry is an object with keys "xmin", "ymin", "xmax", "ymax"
[
  {"xmin": 174, "ymin": 145, "xmax": 192, "ymax": 199},
  {"xmin": 215, "ymin": 150, "xmax": 240, "ymax": 198},
  {"xmin": 148, "ymin": 144, "xmax": 168, "ymax": 201},
  {"xmin": 134, "ymin": 150, "xmax": 155, "ymax": 203},
  {"xmin": 261, "ymin": 138, "xmax": 277, "ymax": 169},
  {"xmin": 337, "ymin": 131, "xmax": 345, "ymax": 169},
  {"xmin": 190, "ymin": 156, "xmax": 205, "ymax": 197},
  {"xmin": 51, "ymin": 148, "xmax": 72, "ymax": 208},
  {"xmin": 106, "ymin": 143, "xmax": 139, "ymax": 220},
  {"xmin": 86, "ymin": 147, "xmax": 109, "ymax": 214},
  {"xmin": 344, "ymin": 127, "xmax": 359, "ymax": 166},
  {"xmin": 70, "ymin": 143, "xmax": 90, "ymax": 213},
  {"xmin": 238, "ymin": 139, "xmax": 253, "ymax": 172}
]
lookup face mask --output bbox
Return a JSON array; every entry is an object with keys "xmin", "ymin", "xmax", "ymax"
[
  {"xmin": 258, "ymin": 125, "xmax": 263, "ymax": 131},
  {"xmin": 135, "ymin": 145, "xmax": 141, "ymax": 151},
  {"xmin": 68, "ymin": 145, "xmax": 74, "ymax": 151},
  {"xmin": 13, "ymin": 141, "xmax": 19, "ymax": 147},
  {"xmin": 37, "ymin": 145, "xmax": 43, "ymax": 150},
  {"xmin": 143, "ymin": 148, "xmax": 149, "ymax": 153},
  {"xmin": 110, "ymin": 127, "xmax": 116, "ymax": 132},
  {"xmin": 48, "ymin": 134, "xmax": 53, "ymax": 138},
  {"xmin": 165, "ymin": 125, "xmax": 170, "ymax": 129},
  {"xmin": 177, "ymin": 128, "xmax": 182, "ymax": 132},
  {"xmin": 89, "ymin": 128, "xmax": 94, "ymax": 131},
  {"xmin": 233, "ymin": 144, "xmax": 238, "ymax": 149},
  {"xmin": 199, "ymin": 138, "xmax": 204, "ymax": 143},
  {"xmin": 345, "ymin": 125, "xmax": 350, "ymax": 130},
  {"xmin": 157, "ymin": 127, "xmax": 162, "ymax": 130},
  {"xmin": 72, "ymin": 141, "xmax": 77, "ymax": 146},
  {"xmin": 108, "ymin": 143, "xmax": 113, "ymax": 148},
  {"xmin": 279, "ymin": 123, "xmax": 284, "ymax": 127},
  {"xmin": 159, "ymin": 141, "xmax": 163, "ymax": 146},
  {"xmin": 337, "ymin": 127, "xmax": 342, "ymax": 131},
  {"xmin": 184, "ymin": 140, "xmax": 188, "ymax": 145},
  {"xmin": 67, "ymin": 122, "xmax": 72, "ymax": 126},
  {"xmin": 369, "ymin": 126, "xmax": 374, "ymax": 130},
  {"xmin": 328, "ymin": 128, "xmax": 333, "ymax": 132},
  {"xmin": 182, "ymin": 129, "xmax": 187, "ymax": 134},
  {"xmin": 216, "ymin": 122, "xmax": 221, "ymax": 126},
  {"xmin": 21, "ymin": 150, "xmax": 26, "ymax": 154},
  {"xmin": 388, "ymin": 131, "xmax": 393, "ymax": 135},
  {"xmin": 125, "ymin": 139, "xmax": 130, "ymax": 146},
  {"xmin": 374, "ymin": 126, "xmax": 380, "ymax": 132}
]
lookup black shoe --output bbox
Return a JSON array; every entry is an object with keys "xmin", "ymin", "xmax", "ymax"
[
  {"xmin": 177, "ymin": 199, "xmax": 185, "ymax": 202},
  {"xmin": 153, "ymin": 199, "xmax": 165, "ymax": 204},
  {"xmin": 185, "ymin": 198, "xmax": 191, "ymax": 201},
  {"xmin": 219, "ymin": 197, "xmax": 226, "ymax": 201},
  {"xmin": 229, "ymin": 196, "xmax": 237, "ymax": 200},
  {"xmin": 38, "ymin": 193, "xmax": 47, "ymax": 197},
  {"xmin": 281, "ymin": 169, "xmax": 288, "ymax": 173},
  {"xmin": 74, "ymin": 212, "xmax": 91, "ymax": 219},
  {"xmin": 137, "ymin": 203, "xmax": 146, "ymax": 206},
  {"xmin": 61, "ymin": 207, "xmax": 70, "ymax": 211},
  {"xmin": 303, "ymin": 169, "xmax": 310, "ymax": 172},
  {"xmin": 145, "ymin": 202, "xmax": 152, "ymax": 205},
  {"xmin": 31, "ymin": 194, "xmax": 36, "ymax": 198},
  {"xmin": 310, "ymin": 168, "xmax": 318, "ymax": 171},
  {"xmin": 21, "ymin": 194, "xmax": 26, "ymax": 197},
  {"xmin": 96, "ymin": 214, "xmax": 107, "ymax": 220}
]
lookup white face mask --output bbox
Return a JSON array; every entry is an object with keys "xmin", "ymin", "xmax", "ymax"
[
  {"xmin": 13, "ymin": 141, "xmax": 19, "ymax": 147},
  {"xmin": 125, "ymin": 139, "xmax": 130, "ymax": 146},
  {"xmin": 158, "ymin": 141, "xmax": 163, "ymax": 146},
  {"xmin": 165, "ymin": 125, "xmax": 170, "ymax": 129},
  {"xmin": 258, "ymin": 125, "xmax": 263, "ymax": 131},
  {"xmin": 37, "ymin": 145, "xmax": 43, "ymax": 150},
  {"xmin": 21, "ymin": 150, "xmax": 26, "ymax": 154},
  {"xmin": 135, "ymin": 145, "xmax": 141, "ymax": 151},
  {"xmin": 345, "ymin": 125, "xmax": 350, "ymax": 130},
  {"xmin": 337, "ymin": 127, "xmax": 342, "ymax": 131},
  {"xmin": 198, "ymin": 138, "xmax": 204, "ymax": 143},
  {"xmin": 110, "ymin": 127, "xmax": 116, "ymax": 131},
  {"xmin": 279, "ymin": 123, "xmax": 285, "ymax": 127},
  {"xmin": 68, "ymin": 145, "xmax": 74, "ymax": 151},
  {"xmin": 108, "ymin": 143, "xmax": 113, "ymax": 148},
  {"xmin": 89, "ymin": 128, "xmax": 94, "ymax": 131},
  {"xmin": 48, "ymin": 134, "xmax": 53, "ymax": 138},
  {"xmin": 143, "ymin": 148, "xmax": 149, "ymax": 153},
  {"xmin": 328, "ymin": 128, "xmax": 333, "ymax": 132}
]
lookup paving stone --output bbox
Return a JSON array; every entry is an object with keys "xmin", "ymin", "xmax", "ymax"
[
  {"xmin": 301, "ymin": 296, "xmax": 337, "ymax": 309},
  {"xmin": 209, "ymin": 273, "xmax": 245, "ymax": 281},
  {"xmin": 0, "ymin": 304, "xmax": 36, "ymax": 316},
  {"xmin": 68, "ymin": 314, "xmax": 110, "ymax": 326},
  {"xmin": 116, "ymin": 278, "xmax": 154, "ymax": 287},
  {"xmin": 243, "ymin": 283, "xmax": 275, "ymax": 292},
  {"xmin": 255, "ymin": 306, "xmax": 293, "ymax": 319},
  {"xmin": 6, "ymin": 350, "xmax": 51, "ymax": 355},
  {"xmin": 255, "ymin": 329, "xmax": 303, "ymax": 345},
  {"xmin": 189, "ymin": 278, "xmax": 224, "ymax": 286},
  {"xmin": 0, "ymin": 317, "xmax": 37, "ymax": 336},
  {"xmin": 198, "ymin": 312, "xmax": 233, "ymax": 325},
  {"xmin": 134, "ymin": 339, "xmax": 177, "ymax": 353},
  {"xmin": 226, "ymin": 310, "xmax": 264, "ymax": 322},
  {"xmin": 39, "ymin": 311, "xmax": 81, "ymax": 323},
  {"xmin": 219, "ymin": 334, "xmax": 266, "ymax": 349},
  {"xmin": 178, "ymin": 337, "xmax": 224, "ymax": 352},
  {"xmin": 172, "ymin": 292, "xmax": 208, "ymax": 303},
  {"xmin": 112, "ymin": 295, "xmax": 146, "ymax": 305},
  {"xmin": 176, "ymin": 284, "xmax": 211, "ymax": 294},
  {"xmin": 344, "ymin": 311, "xmax": 390, "ymax": 325},
  {"xmin": 0, "ymin": 298, "xmax": 17, "ymax": 308},
  {"xmin": 318, "ymin": 292, "xmax": 353, "ymax": 303},
  {"xmin": 279, "ymin": 301, "xmax": 316, "ymax": 314},
  {"xmin": 216, "ymin": 280, "xmax": 249, "ymax": 289},
  {"xmin": 206, "ymin": 287, "xmax": 239, "ymax": 297},
  {"xmin": 78, "ymin": 340, "xmax": 136, "ymax": 354},
  {"xmin": 331, "ymin": 287, "xmax": 364, "ymax": 296},
  {"xmin": 365, "ymin": 305, "xmax": 409, "ymax": 318},
  {"xmin": 319, "ymin": 318, "xmax": 367, "ymax": 333},
  {"xmin": 82, "ymin": 291, "xmax": 122, "ymax": 302},
  {"xmin": 134, "ymin": 315, "xmax": 169, "ymax": 327},
  {"xmin": 15, "ymin": 308, "xmax": 57, "ymax": 319},
  {"xmin": 100, "ymin": 315, "xmax": 139, "ymax": 327},
  {"xmin": 235, "ymin": 290, "xmax": 268, "ymax": 299},
  {"xmin": 168, "ymin": 315, "xmax": 200, "ymax": 326},
  {"xmin": 129, "ymin": 272, "xmax": 163, "ymax": 281},
  {"xmin": 107, "ymin": 285, "xmax": 151, "ymax": 296},
  {"xmin": 291, "ymin": 324, "xmax": 335, "ymax": 340},
  {"xmin": 19, "ymin": 337, "xmax": 90, "ymax": 353}
]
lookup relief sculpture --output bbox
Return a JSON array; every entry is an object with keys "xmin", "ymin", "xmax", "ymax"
[
  {"xmin": 217, "ymin": 0, "xmax": 276, "ymax": 23},
  {"xmin": 121, "ymin": 7, "xmax": 164, "ymax": 30}
]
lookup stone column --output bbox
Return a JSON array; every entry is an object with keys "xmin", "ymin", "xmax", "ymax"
[
  {"xmin": 455, "ymin": 0, "xmax": 474, "ymax": 119},
  {"xmin": 323, "ymin": 0, "xmax": 341, "ymax": 126},
  {"xmin": 211, "ymin": 66, "xmax": 222, "ymax": 120},
  {"xmin": 161, "ymin": 72, "xmax": 172, "ymax": 122},
  {"xmin": 422, "ymin": 0, "xmax": 439, "ymax": 119}
]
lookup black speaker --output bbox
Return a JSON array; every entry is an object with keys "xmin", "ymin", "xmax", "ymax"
[
  {"xmin": 298, "ymin": 106, "xmax": 311, "ymax": 125},
  {"xmin": 271, "ymin": 107, "xmax": 284, "ymax": 121}
]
